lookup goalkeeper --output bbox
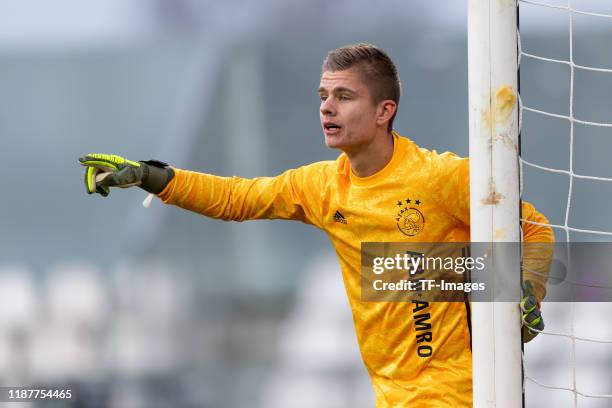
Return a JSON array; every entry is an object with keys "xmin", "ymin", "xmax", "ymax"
[{"xmin": 79, "ymin": 44, "xmax": 552, "ymax": 407}]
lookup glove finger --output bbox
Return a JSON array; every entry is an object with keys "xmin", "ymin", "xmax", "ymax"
[
  {"xmin": 530, "ymin": 315, "xmax": 544, "ymax": 331},
  {"xmin": 79, "ymin": 155, "xmax": 120, "ymax": 172},
  {"xmin": 523, "ymin": 325, "xmax": 538, "ymax": 343},
  {"xmin": 520, "ymin": 294, "xmax": 537, "ymax": 313},
  {"xmin": 95, "ymin": 172, "xmax": 112, "ymax": 196},
  {"xmin": 79, "ymin": 154, "xmax": 140, "ymax": 169},
  {"xmin": 78, "ymin": 155, "xmax": 95, "ymax": 164},
  {"xmin": 84, "ymin": 167, "xmax": 99, "ymax": 194},
  {"xmin": 96, "ymin": 185, "xmax": 110, "ymax": 197},
  {"xmin": 522, "ymin": 308, "xmax": 540, "ymax": 325},
  {"xmin": 523, "ymin": 308, "xmax": 544, "ymax": 330},
  {"xmin": 83, "ymin": 168, "xmax": 112, "ymax": 197}
]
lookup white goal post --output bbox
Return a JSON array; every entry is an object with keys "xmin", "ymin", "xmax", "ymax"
[{"xmin": 468, "ymin": 0, "xmax": 523, "ymax": 407}]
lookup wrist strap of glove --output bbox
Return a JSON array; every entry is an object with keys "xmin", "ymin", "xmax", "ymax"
[{"xmin": 139, "ymin": 160, "xmax": 175, "ymax": 194}]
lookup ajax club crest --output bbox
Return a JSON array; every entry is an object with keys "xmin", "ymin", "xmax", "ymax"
[{"xmin": 396, "ymin": 198, "xmax": 425, "ymax": 237}]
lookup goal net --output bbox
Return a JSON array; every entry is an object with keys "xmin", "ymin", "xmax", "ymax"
[{"xmin": 469, "ymin": 0, "xmax": 612, "ymax": 406}]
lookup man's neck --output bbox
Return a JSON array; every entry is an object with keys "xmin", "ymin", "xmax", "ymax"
[{"xmin": 346, "ymin": 131, "xmax": 395, "ymax": 178}]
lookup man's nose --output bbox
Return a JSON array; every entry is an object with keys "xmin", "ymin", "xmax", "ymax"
[{"xmin": 320, "ymin": 98, "xmax": 336, "ymax": 116}]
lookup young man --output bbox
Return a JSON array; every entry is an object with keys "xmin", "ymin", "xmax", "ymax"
[{"xmin": 80, "ymin": 44, "xmax": 552, "ymax": 407}]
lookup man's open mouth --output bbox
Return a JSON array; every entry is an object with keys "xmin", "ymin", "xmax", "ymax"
[{"xmin": 324, "ymin": 122, "xmax": 341, "ymax": 130}]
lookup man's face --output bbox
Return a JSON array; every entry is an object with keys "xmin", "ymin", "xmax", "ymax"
[{"xmin": 318, "ymin": 67, "xmax": 381, "ymax": 152}]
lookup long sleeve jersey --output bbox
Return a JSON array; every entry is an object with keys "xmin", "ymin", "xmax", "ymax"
[{"xmin": 158, "ymin": 133, "xmax": 554, "ymax": 407}]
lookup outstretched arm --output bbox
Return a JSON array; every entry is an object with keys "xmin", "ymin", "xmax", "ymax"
[
  {"xmin": 79, "ymin": 153, "xmax": 327, "ymax": 228},
  {"xmin": 157, "ymin": 166, "xmax": 325, "ymax": 227}
]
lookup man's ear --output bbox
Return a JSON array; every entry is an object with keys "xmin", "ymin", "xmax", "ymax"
[{"xmin": 376, "ymin": 100, "xmax": 397, "ymax": 127}]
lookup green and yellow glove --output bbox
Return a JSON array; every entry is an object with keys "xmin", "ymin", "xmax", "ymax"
[
  {"xmin": 521, "ymin": 280, "xmax": 544, "ymax": 343},
  {"xmin": 79, "ymin": 153, "xmax": 174, "ymax": 197}
]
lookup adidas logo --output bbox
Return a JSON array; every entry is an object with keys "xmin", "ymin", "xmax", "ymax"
[{"xmin": 333, "ymin": 210, "xmax": 347, "ymax": 224}]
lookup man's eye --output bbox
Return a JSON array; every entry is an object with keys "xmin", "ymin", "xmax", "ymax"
[
  {"xmin": 339, "ymin": 95, "xmax": 350, "ymax": 101},
  {"xmin": 319, "ymin": 95, "xmax": 327, "ymax": 101}
]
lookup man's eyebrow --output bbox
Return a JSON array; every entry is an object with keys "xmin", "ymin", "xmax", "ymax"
[
  {"xmin": 317, "ymin": 86, "xmax": 357, "ymax": 94},
  {"xmin": 334, "ymin": 86, "xmax": 357, "ymax": 95}
]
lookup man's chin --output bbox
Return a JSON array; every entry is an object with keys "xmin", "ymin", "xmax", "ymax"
[{"xmin": 324, "ymin": 136, "xmax": 346, "ymax": 150}]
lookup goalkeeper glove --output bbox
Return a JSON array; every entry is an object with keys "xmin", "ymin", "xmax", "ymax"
[
  {"xmin": 520, "ymin": 280, "xmax": 544, "ymax": 343},
  {"xmin": 79, "ymin": 153, "xmax": 174, "ymax": 197}
]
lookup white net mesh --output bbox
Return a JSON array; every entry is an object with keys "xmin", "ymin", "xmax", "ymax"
[{"xmin": 518, "ymin": 0, "xmax": 612, "ymax": 406}]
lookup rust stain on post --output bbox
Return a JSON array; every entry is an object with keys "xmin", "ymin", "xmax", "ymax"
[
  {"xmin": 481, "ymin": 107, "xmax": 493, "ymax": 132},
  {"xmin": 497, "ymin": 132, "xmax": 518, "ymax": 154},
  {"xmin": 481, "ymin": 179, "xmax": 505, "ymax": 205},
  {"xmin": 494, "ymin": 85, "xmax": 516, "ymax": 124},
  {"xmin": 481, "ymin": 84, "xmax": 516, "ymax": 137}
]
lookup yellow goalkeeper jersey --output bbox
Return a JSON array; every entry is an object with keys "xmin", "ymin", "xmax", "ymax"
[{"xmin": 158, "ymin": 133, "xmax": 553, "ymax": 407}]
